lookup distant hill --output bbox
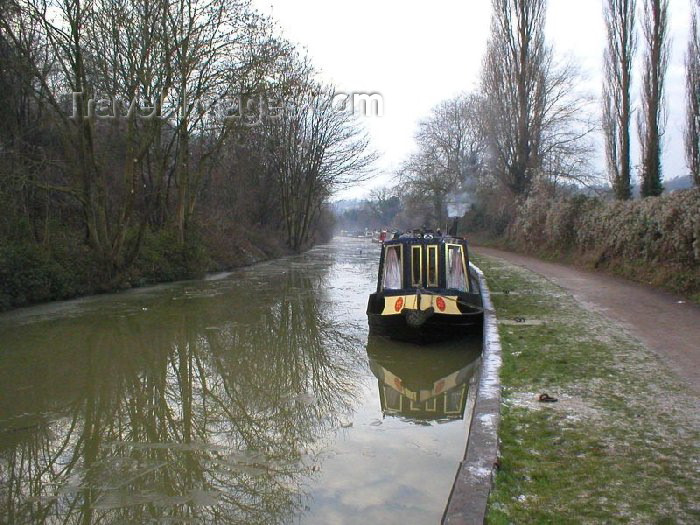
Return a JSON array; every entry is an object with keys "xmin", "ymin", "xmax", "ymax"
[
  {"xmin": 330, "ymin": 199, "xmax": 363, "ymax": 214},
  {"xmin": 564, "ymin": 175, "xmax": 694, "ymax": 200},
  {"xmin": 663, "ymin": 175, "xmax": 694, "ymax": 193},
  {"xmin": 630, "ymin": 175, "xmax": 693, "ymax": 197}
]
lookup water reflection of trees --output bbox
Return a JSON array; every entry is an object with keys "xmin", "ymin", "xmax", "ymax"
[{"xmin": 0, "ymin": 269, "xmax": 364, "ymax": 524}]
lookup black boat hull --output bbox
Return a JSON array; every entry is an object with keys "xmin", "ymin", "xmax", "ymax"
[{"xmin": 367, "ymin": 310, "xmax": 483, "ymax": 344}]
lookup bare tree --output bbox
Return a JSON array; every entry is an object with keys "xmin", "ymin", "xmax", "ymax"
[
  {"xmin": 398, "ymin": 150, "xmax": 454, "ymax": 227},
  {"xmin": 481, "ymin": 0, "xmax": 548, "ymax": 197},
  {"xmin": 0, "ymin": 0, "xmax": 368, "ymax": 302},
  {"xmin": 603, "ymin": 0, "xmax": 637, "ymax": 200},
  {"xmin": 686, "ymin": 0, "xmax": 700, "ymax": 186},
  {"xmin": 161, "ymin": 0, "xmax": 280, "ymax": 244},
  {"xmin": 1, "ymin": 0, "xmax": 281, "ymax": 258},
  {"xmin": 399, "ymin": 94, "xmax": 485, "ymax": 226},
  {"xmin": 87, "ymin": 0, "xmax": 178, "ymax": 263},
  {"xmin": 265, "ymin": 81, "xmax": 376, "ymax": 251},
  {"xmin": 638, "ymin": 0, "xmax": 669, "ymax": 197},
  {"xmin": 480, "ymin": 0, "xmax": 595, "ymax": 197},
  {"xmin": 0, "ymin": 0, "xmax": 146, "ymax": 268},
  {"xmin": 416, "ymin": 94, "xmax": 485, "ymax": 185},
  {"xmin": 536, "ymin": 60, "xmax": 597, "ymax": 189}
]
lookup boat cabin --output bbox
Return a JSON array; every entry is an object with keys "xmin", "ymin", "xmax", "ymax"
[
  {"xmin": 367, "ymin": 235, "xmax": 483, "ymax": 342},
  {"xmin": 376, "ymin": 236, "xmax": 472, "ymax": 294}
]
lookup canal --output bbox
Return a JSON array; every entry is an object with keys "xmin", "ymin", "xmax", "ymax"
[{"xmin": 0, "ymin": 238, "xmax": 481, "ymax": 524}]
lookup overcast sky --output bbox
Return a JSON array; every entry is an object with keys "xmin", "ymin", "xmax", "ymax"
[{"xmin": 252, "ymin": 0, "xmax": 694, "ymax": 199}]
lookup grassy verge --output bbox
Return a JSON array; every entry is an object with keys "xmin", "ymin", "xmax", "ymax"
[{"xmin": 471, "ymin": 254, "xmax": 700, "ymax": 524}]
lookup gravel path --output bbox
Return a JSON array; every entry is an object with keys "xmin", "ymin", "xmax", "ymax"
[{"xmin": 474, "ymin": 246, "xmax": 700, "ymax": 394}]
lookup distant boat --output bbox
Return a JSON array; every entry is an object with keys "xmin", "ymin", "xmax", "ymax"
[
  {"xmin": 371, "ymin": 230, "xmax": 387, "ymax": 243},
  {"xmin": 366, "ymin": 234, "xmax": 483, "ymax": 343}
]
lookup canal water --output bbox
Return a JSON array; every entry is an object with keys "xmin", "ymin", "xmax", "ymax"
[{"xmin": 0, "ymin": 238, "xmax": 481, "ymax": 524}]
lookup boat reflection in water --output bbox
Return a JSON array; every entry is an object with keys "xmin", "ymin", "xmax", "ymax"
[{"xmin": 366, "ymin": 336, "xmax": 481, "ymax": 423}]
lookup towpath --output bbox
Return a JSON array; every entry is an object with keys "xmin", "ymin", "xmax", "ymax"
[{"xmin": 474, "ymin": 246, "xmax": 700, "ymax": 394}]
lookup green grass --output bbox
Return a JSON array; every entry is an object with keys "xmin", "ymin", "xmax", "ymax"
[{"xmin": 472, "ymin": 255, "xmax": 700, "ymax": 524}]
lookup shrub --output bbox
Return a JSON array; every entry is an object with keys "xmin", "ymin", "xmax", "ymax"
[
  {"xmin": 499, "ymin": 188, "xmax": 700, "ymax": 294},
  {"xmin": 134, "ymin": 228, "xmax": 210, "ymax": 283},
  {"xmin": 0, "ymin": 242, "xmax": 76, "ymax": 307}
]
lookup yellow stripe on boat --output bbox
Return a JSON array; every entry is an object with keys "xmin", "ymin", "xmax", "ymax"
[
  {"xmin": 381, "ymin": 295, "xmax": 462, "ymax": 316},
  {"xmin": 376, "ymin": 363, "xmax": 471, "ymax": 402}
]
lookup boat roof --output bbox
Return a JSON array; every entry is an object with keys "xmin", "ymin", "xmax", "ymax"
[{"xmin": 383, "ymin": 235, "xmax": 467, "ymax": 246}]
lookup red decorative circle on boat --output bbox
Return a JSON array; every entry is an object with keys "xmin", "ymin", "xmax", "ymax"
[
  {"xmin": 394, "ymin": 297, "xmax": 404, "ymax": 312},
  {"xmin": 436, "ymin": 297, "xmax": 446, "ymax": 311}
]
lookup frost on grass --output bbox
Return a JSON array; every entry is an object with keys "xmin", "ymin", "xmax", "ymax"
[
  {"xmin": 475, "ymin": 255, "xmax": 700, "ymax": 524},
  {"xmin": 505, "ymin": 392, "xmax": 603, "ymax": 424}
]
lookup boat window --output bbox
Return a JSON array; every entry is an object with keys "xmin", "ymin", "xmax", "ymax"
[
  {"xmin": 445, "ymin": 386, "xmax": 466, "ymax": 414},
  {"xmin": 384, "ymin": 386, "xmax": 402, "ymax": 411},
  {"xmin": 411, "ymin": 246, "xmax": 422, "ymax": 287},
  {"xmin": 446, "ymin": 244, "xmax": 468, "ymax": 291},
  {"xmin": 427, "ymin": 245, "xmax": 439, "ymax": 287},
  {"xmin": 383, "ymin": 245, "xmax": 402, "ymax": 290}
]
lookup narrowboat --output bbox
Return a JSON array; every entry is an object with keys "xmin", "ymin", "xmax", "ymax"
[{"xmin": 366, "ymin": 234, "xmax": 483, "ymax": 343}]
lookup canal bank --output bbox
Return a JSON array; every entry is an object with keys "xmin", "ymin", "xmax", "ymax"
[
  {"xmin": 443, "ymin": 265, "xmax": 502, "ymax": 525},
  {"xmin": 0, "ymin": 228, "xmax": 297, "ymax": 313},
  {"xmin": 472, "ymin": 254, "xmax": 699, "ymax": 523}
]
